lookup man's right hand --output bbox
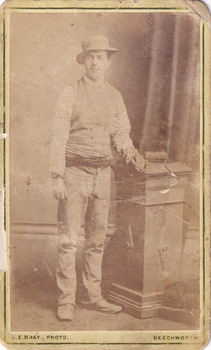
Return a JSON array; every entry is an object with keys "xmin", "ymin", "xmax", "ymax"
[{"xmin": 52, "ymin": 177, "xmax": 67, "ymax": 201}]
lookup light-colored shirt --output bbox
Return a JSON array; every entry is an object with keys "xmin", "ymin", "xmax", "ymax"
[{"xmin": 50, "ymin": 75, "xmax": 138, "ymax": 177}]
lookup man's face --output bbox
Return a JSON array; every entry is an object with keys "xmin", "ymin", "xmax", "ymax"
[{"xmin": 84, "ymin": 51, "xmax": 110, "ymax": 82}]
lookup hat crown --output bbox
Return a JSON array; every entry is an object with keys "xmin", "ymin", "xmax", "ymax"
[{"xmin": 81, "ymin": 35, "xmax": 110, "ymax": 52}]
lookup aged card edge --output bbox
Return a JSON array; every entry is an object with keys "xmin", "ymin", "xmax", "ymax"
[{"xmin": 0, "ymin": 0, "xmax": 209, "ymax": 349}]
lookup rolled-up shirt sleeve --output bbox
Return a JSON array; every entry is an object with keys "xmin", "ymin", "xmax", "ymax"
[
  {"xmin": 49, "ymin": 86, "xmax": 74, "ymax": 177},
  {"xmin": 110, "ymin": 92, "xmax": 138, "ymax": 161}
]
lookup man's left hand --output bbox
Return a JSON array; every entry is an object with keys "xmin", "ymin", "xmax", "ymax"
[{"xmin": 130, "ymin": 153, "xmax": 146, "ymax": 171}]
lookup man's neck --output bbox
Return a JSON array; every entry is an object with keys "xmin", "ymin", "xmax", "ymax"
[{"xmin": 84, "ymin": 74, "xmax": 105, "ymax": 85}]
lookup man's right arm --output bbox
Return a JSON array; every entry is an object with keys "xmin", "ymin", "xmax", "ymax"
[{"xmin": 50, "ymin": 86, "xmax": 74, "ymax": 200}]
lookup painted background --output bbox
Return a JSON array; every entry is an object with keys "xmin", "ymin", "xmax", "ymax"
[{"xmin": 9, "ymin": 12, "xmax": 200, "ymax": 229}]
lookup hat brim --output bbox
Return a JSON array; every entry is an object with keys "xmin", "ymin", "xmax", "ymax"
[{"xmin": 76, "ymin": 48, "xmax": 119, "ymax": 64}]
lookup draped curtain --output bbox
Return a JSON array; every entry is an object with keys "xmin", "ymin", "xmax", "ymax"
[{"xmin": 139, "ymin": 13, "xmax": 200, "ymax": 228}]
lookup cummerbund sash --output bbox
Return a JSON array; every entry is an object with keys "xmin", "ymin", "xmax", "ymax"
[{"xmin": 65, "ymin": 127, "xmax": 113, "ymax": 167}]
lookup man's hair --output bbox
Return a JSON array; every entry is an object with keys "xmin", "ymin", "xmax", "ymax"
[{"xmin": 107, "ymin": 52, "xmax": 112, "ymax": 60}]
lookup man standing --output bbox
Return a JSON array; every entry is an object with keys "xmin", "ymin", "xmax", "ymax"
[{"xmin": 50, "ymin": 35, "xmax": 145, "ymax": 321}]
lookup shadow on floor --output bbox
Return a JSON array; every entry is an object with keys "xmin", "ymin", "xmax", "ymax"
[{"xmin": 10, "ymin": 233, "xmax": 195, "ymax": 332}]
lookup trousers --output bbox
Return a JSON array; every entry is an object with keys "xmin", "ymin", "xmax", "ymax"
[{"xmin": 56, "ymin": 165, "xmax": 111, "ymax": 306}]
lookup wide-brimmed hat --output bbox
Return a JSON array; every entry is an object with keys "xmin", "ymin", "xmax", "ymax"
[{"xmin": 76, "ymin": 35, "xmax": 118, "ymax": 64}]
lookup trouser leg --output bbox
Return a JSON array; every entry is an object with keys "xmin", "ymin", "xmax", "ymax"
[
  {"xmin": 56, "ymin": 167, "xmax": 89, "ymax": 306},
  {"xmin": 82, "ymin": 167, "xmax": 111, "ymax": 304}
]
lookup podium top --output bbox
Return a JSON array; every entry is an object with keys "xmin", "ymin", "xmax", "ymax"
[
  {"xmin": 145, "ymin": 162, "xmax": 191, "ymax": 177},
  {"xmin": 112, "ymin": 161, "xmax": 191, "ymax": 181}
]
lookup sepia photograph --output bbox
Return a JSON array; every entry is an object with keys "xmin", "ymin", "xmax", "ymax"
[{"xmin": 0, "ymin": 0, "xmax": 210, "ymax": 348}]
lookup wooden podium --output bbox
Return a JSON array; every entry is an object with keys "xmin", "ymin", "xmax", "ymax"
[{"xmin": 107, "ymin": 161, "xmax": 191, "ymax": 318}]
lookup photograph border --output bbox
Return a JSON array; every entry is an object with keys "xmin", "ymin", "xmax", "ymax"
[{"xmin": 0, "ymin": 0, "xmax": 210, "ymax": 348}]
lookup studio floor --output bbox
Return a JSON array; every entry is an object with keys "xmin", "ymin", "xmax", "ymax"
[{"xmin": 10, "ymin": 233, "xmax": 194, "ymax": 332}]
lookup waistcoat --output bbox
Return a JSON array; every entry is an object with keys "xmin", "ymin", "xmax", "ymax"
[{"xmin": 65, "ymin": 78, "xmax": 113, "ymax": 165}]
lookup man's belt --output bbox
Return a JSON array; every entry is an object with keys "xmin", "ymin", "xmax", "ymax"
[{"xmin": 66, "ymin": 157, "xmax": 112, "ymax": 168}]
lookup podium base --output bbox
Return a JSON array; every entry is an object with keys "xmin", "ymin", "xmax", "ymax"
[{"xmin": 108, "ymin": 283, "xmax": 163, "ymax": 319}]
